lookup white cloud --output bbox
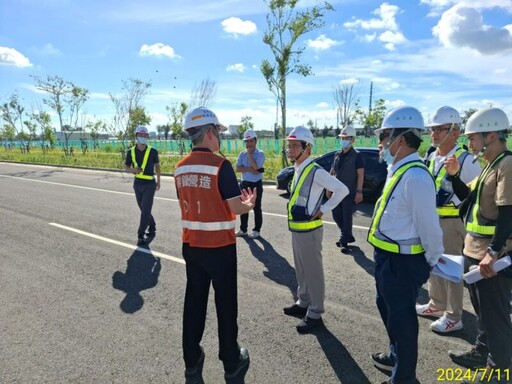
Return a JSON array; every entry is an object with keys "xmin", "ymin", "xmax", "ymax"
[
  {"xmin": 36, "ymin": 43, "xmax": 61, "ymax": 56},
  {"xmin": 306, "ymin": 35, "xmax": 342, "ymax": 50},
  {"xmin": 340, "ymin": 77, "xmax": 359, "ymax": 85},
  {"xmin": 379, "ymin": 31, "xmax": 406, "ymax": 51},
  {"xmin": 139, "ymin": 43, "xmax": 181, "ymax": 59},
  {"xmin": 344, "ymin": 3, "xmax": 406, "ymax": 50},
  {"xmin": 226, "ymin": 63, "xmax": 245, "ymax": 72},
  {"xmin": 316, "ymin": 101, "xmax": 330, "ymax": 108},
  {"xmin": 221, "ymin": 17, "xmax": 257, "ymax": 37},
  {"xmin": 344, "ymin": 3, "xmax": 401, "ymax": 32},
  {"xmin": 433, "ymin": 5, "xmax": 512, "ymax": 54},
  {"xmin": 0, "ymin": 47, "xmax": 32, "ymax": 67}
]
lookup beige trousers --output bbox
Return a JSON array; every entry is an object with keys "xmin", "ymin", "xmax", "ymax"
[{"xmin": 427, "ymin": 217, "xmax": 466, "ymax": 320}]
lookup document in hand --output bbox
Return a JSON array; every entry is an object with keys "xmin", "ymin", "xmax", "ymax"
[
  {"xmin": 463, "ymin": 255, "xmax": 512, "ymax": 284},
  {"xmin": 432, "ymin": 254, "xmax": 464, "ymax": 283}
]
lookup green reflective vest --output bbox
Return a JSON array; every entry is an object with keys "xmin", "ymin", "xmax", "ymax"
[
  {"xmin": 131, "ymin": 145, "xmax": 154, "ymax": 180},
  {"xmin": 367, "ymin": 161, "xmax": 430, "ymax": 254},
  {"xmin": 465, "ymin": 151, "xmax": 510, "ymax": 237},
  {"xmin": 428, "ymin": 148, "xmax": 469, "ymax": 217},
  {"xmin": 288, "ymin": 162, "xmax": 323, "ymax": 232}
]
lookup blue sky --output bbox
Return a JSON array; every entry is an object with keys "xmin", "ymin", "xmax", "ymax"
[{"xmin": 1, "ymin": 0, "xmax": 511, "ymax": 133}]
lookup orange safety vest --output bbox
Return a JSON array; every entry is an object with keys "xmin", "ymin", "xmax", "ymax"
[{"xmin": 174, "ymin": 151, "xmax": 236, "ymax": 248}]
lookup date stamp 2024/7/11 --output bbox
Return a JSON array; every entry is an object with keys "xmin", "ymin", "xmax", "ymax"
[{"xmin": 436, "ymin": 367, "xmax": 510, "ymax": 382}]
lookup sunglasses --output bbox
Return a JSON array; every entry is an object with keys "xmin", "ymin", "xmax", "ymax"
[{"xmin": 379, "ymin": 132, "xmax": 390, "ymax": 141}]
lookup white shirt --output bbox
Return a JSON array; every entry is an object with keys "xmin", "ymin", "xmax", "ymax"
[
  {"xmin": 380, "ymin": 152, "xmax": 444, "ymax": 266},
  {"xmin": 293, "ymin": 157, "xmax": 349, "ymax": 215},
  {"xmin": 427, "ymin": 145, "xmax": 481, "ymax": 205}
]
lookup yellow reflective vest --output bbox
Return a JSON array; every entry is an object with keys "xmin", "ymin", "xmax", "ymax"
[
  {"xmin": 131, "ymin": 145, "xmax": 154, "ymax": 180},
  {"xmin": 367, "ymin": 161, "xmax": 430, "ymax": 254},
  {"xmin": 288, "ymin": 162, "xmax": 323, "ymax": 232},
  {"xmin": 465, "ymin": 151, "xmax": 510, "ymax": 237},
  {"xmin": 428, "ymin": 148, "xmax": 469, "ymax": 217}
]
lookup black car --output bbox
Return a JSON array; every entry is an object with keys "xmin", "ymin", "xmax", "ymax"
[{"xmin": 276, "ymin": 147, "xmax": 387, "ymax": 201}]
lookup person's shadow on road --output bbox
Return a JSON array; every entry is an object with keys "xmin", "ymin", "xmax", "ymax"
[
  {"xmin": 242, "ymin": 236, "xmax": 298, "ymax": 299},
  {"xmin": 112, "ymin": 250, "xmax": 161, "ymax": 314},
  {"xmin": 314, "ymin": 325, "xmax": 371, "ymax": 383}
]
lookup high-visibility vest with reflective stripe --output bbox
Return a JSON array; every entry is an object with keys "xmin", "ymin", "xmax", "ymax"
[
  {"xmin": 428, "ymin": 148, "xmax": 469, "ymax": 217},
  {"xmin": 465, "ymin": 151, "xmax": 510, "ymax": 237},
  {"xmin": 287, "ymin": 162, "xmax": 323, "ymax": 232},
  {"xmin": 131, "ymin": 145, "xmax": 154, "ymax": 180},
  {"xmin": 367, "ymin": 161, "xmax": 430, "ymax": 254},
  {"xmin": 175, "ymin": 151, "xmax": 236, "ymax": 248}
]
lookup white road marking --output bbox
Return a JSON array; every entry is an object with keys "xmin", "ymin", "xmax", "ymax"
[
  {"xmin": 2, "ymin": 173, "xmax": 370, "ymax": 231},
  {"xmin": 49, "ymin": 222, "xmax": 185, "ymax": 265}
]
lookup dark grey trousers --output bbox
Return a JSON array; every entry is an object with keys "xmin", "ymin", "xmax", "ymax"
[{"xmin": 133, "ymin": 181, "xmax": 156, "ymax": 238}]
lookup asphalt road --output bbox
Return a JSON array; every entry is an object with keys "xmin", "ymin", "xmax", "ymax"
[{"xmin": 0, "ymin": 162, "xmax": 481, "ymax": 384}]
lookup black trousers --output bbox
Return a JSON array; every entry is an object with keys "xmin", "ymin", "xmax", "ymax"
[
  {"xmin": 332, "ymin": 192, "xmax": 355, "ymax": 243},
  {"xmin": 465, "ymin": 255, "xmax": 512, "ymax": 369},
  {"xmin": 133, "ymin": 181, "xmax": 156, "ymax": 237},
  {"xmin": 239, "ymin": 180, "xmax": 263, "ymax": 232},
  {"xmin": 374, "ymin": 249, "xmax": 430, "ymax": 384},
  {"xmin": 182, "ymin": 243, "xmax": 240, "ymax": 372}
]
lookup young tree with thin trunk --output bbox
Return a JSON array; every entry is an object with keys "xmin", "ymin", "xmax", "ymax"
[
  {"xmin": 32, "ymin": 75, "xmax": 89, "ymax": 151},
  {"xmin": 189, "ymin": 77, "xmax": 217, "ymax": 108},
  {"xmin": 261, "ymin": 0, "xmax": 333, "ymax": 166},
  {"xmin": 1, "ymin": 92, "xmax": 30, "ymax": 149},
  {"xmin": 333, "ymin": 78, "xmax": 360, "ymax": 128}
]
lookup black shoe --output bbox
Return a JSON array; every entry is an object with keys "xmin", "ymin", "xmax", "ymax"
[
  {"xmin": 448, "ymin": 346, "xmax": 488, "ymax": 369},
  {"xmin": 137, "ymin": 237, "xmax": 147, "ymax": 246},
  {"xmin": 185, "ymin": 348, "xmax": 205, "ymax": 384},
  {"xmin": 283, "ymin": 304, "xmax": 308, "ymax": 317},
  {"xmin": 341, "ymin": 243, "xmax": 351, "ymax": 254},
  {"xmin": 347, "ymin": 236, "xmax": 356, "ymax": 243},
  {"xmin": 296, "ymin": 316, "xmax": 323, "ymax": 333},
  {"xmin": 371, "ymin": 352, "xmax": 395, "ymax": 372},
  {"xmin": 335, "ymin": 241, "xmax": 341, "ymax": 247},
  {"xmin": 224, "ymin": 348, "xmax": 250, "ymax": 383}
]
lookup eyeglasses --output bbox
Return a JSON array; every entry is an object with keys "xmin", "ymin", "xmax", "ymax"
[
  {"xmin": 430, "ymin": 126, "xmax": 452, "ymax": 134},
  {"xmin": 379, "ymin": 132, "xmax": 390, "ymax": 141},
  {"xmin": 286, "ymin": 144, "xmax": 303, "ymax": 149}
]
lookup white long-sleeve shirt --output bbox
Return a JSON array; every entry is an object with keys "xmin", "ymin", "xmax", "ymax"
[
  {"xmin": 379, "ymin": 152, "xmax": 444, "ymax": 266},
  {"xmin": 293, "ymin": 157, "xmax": 349, "ymax": 215}
]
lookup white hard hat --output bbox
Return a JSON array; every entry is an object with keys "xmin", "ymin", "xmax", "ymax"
[
  {"xmin": 339, "ymin": 125, "xmax": 356, "ymax": 137},
  {"xmin": 184, "ymin": 107, "xmax": 226, "ymax": 132},
  {"xmin": 135, "ymin": 126, "xmax": 149, "ymax": 134},
  {"xmin": 243, "ymin": 129, "xmax": 257, "ymax": 141},
  {"xmin": 426, "ymin": 106, "xmax": 462, "ymax": 127},
  {"xmin": 464, "ymin": 108, "xmax": 510, "ymax": 135},
  {"xmin": 287, "ymin": 126, "xmax": 314, "ymax": 147},
  {"xmin": 375, "ymin": 105, "xmax": 425, "ymax": 135}
]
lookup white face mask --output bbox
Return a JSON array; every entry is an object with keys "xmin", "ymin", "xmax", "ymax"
[
  {"xmin": 136, "ymin": 137, "xmax": 147, "ymax": 145},
  {"xmin": 340, "ymin": 139, "xmax": 352, "ymax": 149}
]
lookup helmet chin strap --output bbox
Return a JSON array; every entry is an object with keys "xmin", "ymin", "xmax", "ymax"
[
  {"xmin": 433, "ymin": 124, "xmax": 455, "ymax": 148},
  {"xmin": 472, "ymin": 133, "xmax": 490, "ymax": 163},
  {"xmin": 293, "ymin": 144, "xmax": 308, "ymax": 163}
]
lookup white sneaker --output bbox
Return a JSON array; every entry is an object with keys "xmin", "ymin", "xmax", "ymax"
[
  {"xmin": 235, "ymin": 230, "xmax": 247, "ymax": 237},
  {"xmin": 416, "ymin": 303, "xmax": 443, "ymax": 318},
  {"xmin": 431, "ymin": 316, "xmax": 463, "ymax": 333},
  {"xmin": 248, "ymin": 231, "xmax": 260, "ymax": 239}
]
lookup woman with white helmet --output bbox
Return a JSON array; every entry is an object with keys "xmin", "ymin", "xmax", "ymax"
[
  {"xmin": 446, "ymin": 108, "xmax": 512, "ymax": 384},
  {"xmin": 368, "ymin": 106, "xmax": 444, "ymax": 384},
  {"xmin": 282, "ymin": 126, "xmax": 349, "ymax": 333}
]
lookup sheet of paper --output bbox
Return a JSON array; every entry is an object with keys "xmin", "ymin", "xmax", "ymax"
[{"xmin": 432, "ymin": 254, "xmax": 464, "ymax": 283}]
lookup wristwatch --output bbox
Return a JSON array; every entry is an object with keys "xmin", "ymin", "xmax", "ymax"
[{"xmin": 486, "ymin": 246, "xmax": 500, "ymax": 258}]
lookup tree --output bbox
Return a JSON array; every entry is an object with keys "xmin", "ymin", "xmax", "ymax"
[
  {"xmin": 306, "ymin": 118, "xmax": 318, "ymax": 137},
  {"xmin": 333, "ymin": 78, "xmax": 359, "ymax": 128},
  {"xmin": 29, "ymin": 108, "xmax": 53, "ymax": 151},
  {"xmin": 85, "ymin": 119, "xmax": 106, "ymax": 149},
  {"xmin": 1, "ymin": 92, "xmax": 31, "ymax": 148},
  {"xmin": 461, "ymin": 108, "xmax": 478, "ymax": 125},
  {"xmin": 32, "ymin": 75, "xmax": 89, "ymax": 150},
  {"xmin": 167, "ymin": 102, "xmax": 188, "ymax": 155},
  {"xmin": 189, "ymin": 77, "xmax": 217, "ymax": 108},
  {"xmin": 238, "ymin": 115, "xmax": 254, "ymax": 139},
  {"xmin": 261, "ymin": 0, "xmax": 333, "ymax": 166},
  {"xmin": 355, "ymin": 98, "xmax": 386, "ymax": 136},
  {"xmin": 108, "ymin": 78, "xmax": 151, "ymax": 150}
]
